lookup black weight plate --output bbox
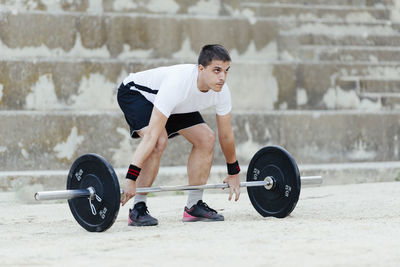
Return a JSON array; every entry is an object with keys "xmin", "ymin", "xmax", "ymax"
[
  {"xmin": 247, "ymin": 146, "xmax": 300, "ymax": 218},
  {"xmin": 67, "ymin": 154, "xmax": 120, "ymax": 232}
]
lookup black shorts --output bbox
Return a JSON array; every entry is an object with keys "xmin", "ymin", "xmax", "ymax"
[{"xmin": 117, "ymin": 83, "xmax": 205, "ymax": 138}]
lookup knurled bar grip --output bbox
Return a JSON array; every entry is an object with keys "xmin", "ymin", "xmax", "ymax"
[
  {"xmin": 136, "ymin": 176, "xmax": 322, "ymax": 193},
  {"xmin": 136, "ymin": 180, "xmax": 269, "ymax": 193},
  {"xmin": 34, "ymin": 176, "xmax": 322, "ymax": 201}
]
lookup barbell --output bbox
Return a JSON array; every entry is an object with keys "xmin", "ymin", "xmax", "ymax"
[{"xmin": 34, "ymin": 146, "xmax": 322, "ymax": 232}]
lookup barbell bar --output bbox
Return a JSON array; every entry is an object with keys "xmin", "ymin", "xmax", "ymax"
[
  {"xmin": 34, "ymin": 146, "xmax": 323, "ymax": 232},
  {"xmin": 35, "ymin": 176, "xmax": 322, "ymax": 201}
]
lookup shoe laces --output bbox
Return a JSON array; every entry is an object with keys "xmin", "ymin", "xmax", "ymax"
[
  {"xmin": 198, "ymin": 200, "xmax": 217, "ymax": 214},
  {"xmin": 135, "ymin": 203, "xmax": 150, "ymax": 216},
  {"xmin": 140, "ymin": 206, "xmax": 150, "ymax": 216}
]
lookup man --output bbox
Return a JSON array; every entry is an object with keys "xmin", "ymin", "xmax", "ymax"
[{"xmin": 117, "ymin": 44, "xmax": 241, "ymax": 226}]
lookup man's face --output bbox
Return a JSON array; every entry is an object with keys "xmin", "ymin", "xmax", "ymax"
[{"xmin": 198, "ymin": 60, "xmax": 230, "ymax": 92}]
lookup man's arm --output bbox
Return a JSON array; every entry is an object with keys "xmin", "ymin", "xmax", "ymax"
[
  {"xmin": 121, "ymin": 107, "xmax": 168, "ymax": 206},
  {"xmin": 216, "ymin": 112, "xmax": 241, "ymax": 201},
  {"xmin": 131, "ymin": 107, "xmax": 168, "ymax": 167}
]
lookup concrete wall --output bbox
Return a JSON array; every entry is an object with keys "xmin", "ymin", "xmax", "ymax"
[{"xmin": 1, "ymin": 0, "xmax": 400, "ymax": 190}]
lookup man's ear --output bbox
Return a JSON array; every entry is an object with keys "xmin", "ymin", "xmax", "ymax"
[{"xmin": 198, "ymin": 64, "xmax": 205, "ymax": 72}]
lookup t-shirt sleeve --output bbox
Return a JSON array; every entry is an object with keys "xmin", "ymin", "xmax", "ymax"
[
  {"xmin": 153, "ymin": 75, "xmax": 187, "ymax": 118},
  {"xmin": 216, "ymin": 84, "xmax": 232, "ymax": 116}
]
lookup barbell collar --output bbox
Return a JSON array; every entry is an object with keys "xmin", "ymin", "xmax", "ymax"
[{"xmin": 264, "ymin": 176, "xmax": 275, "ymax": 190}]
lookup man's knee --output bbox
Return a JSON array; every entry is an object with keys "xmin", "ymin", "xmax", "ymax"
[
  {"xmin": 154, "ymin": 134, "xmax": 168, "ymax": 154},
  {"xmin": 196, "ymin": 128, "xmax": 216, "ymax": 151}
]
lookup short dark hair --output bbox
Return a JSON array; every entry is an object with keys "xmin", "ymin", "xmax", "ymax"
[{"xmin": 198, "ymin": 44, "xmax": 231, "ymax": 67}]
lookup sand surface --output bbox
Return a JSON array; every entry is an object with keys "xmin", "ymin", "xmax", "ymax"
[{"xmin": 1, "ymin": 182, "xmax": 400, "ymax": 266}]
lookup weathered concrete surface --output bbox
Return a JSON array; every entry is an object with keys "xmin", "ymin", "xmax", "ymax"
[
  {"xmin": 242, "ymin": 3, "xmax": 391, "ymax": 21},
  {"xmin": 2, "ymin": 160, "xmax": 399, "ymax": 192},
  {"xmin": 300, "ymin": 46, "xmax": 400, "ymax": 62},
  {"xmin": 2, "ymin": 60, "xmax": 400, "ymax": 111},
  {"xmin": 1, "ymin": 6, "xmax": 400, "ymax": 112},
  {"xmin": 0, "ymin": 12, "xmax": 290, "ymax": 58},
  {"xmin": 1, "ymin": 111, "xmax": 400, "ymax": 172},
  {"xmin": 2, "ymin": 0, "xmax": 400, "ymax": 193},
  {"xmin": 2, "ymin": 182, "xmax": 400, "ymax": 266},
  {"xmin": 0, "ymin": 0, "xmax": 395, "ymax": 14},
  {"xmin": 282, "ymin": 32, "xmax": 400, "ymax": 47},
  {"xmin": 0, "ymin": 60, "xmax": 292, "ymax": 111},
  {"xmin": 1, "ymin": 11, "xmax": 399, "ymax": 59},
  {"xmin": 0, "ymin": 59, "xmax": 165, "ymax": 110},
  {"xmin": 292, "ymin": 63, "xmax": 400, "ymax": 110}
]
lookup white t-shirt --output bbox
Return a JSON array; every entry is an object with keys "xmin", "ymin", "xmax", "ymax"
[{"xmin": 122, "ymin": 64, "xmax": 232, "ymax": 118}]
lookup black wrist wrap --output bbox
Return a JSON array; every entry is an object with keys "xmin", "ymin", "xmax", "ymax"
[
  {"xmin": 227, "ymin": 160, "xmax": 240, "ymax": 175},
  {"xmin": 126, "ymin": 164, "xmax": 141, "ymax": 181}
]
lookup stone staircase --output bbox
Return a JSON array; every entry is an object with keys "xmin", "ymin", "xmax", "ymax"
[{"xmin": 1, "ymin": 0, "xmax": 400, "ymax": 192}]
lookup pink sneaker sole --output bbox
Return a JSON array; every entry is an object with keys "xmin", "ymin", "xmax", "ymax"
[
  {"xmin": 182, "ymin": 211, "xmax": 223, "ymax": 222},
  {"xmin": 182, "ymin": 211, "xmax": 202, "ymax": 222}
]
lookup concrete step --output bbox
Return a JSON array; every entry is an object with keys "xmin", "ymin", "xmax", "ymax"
[
  {"xmin": 380, "ymin": 96, "xmax": 400, "ymax": 109},
  {"xmin": 300, "ymin": 161, "xmax": 400, "ymax": 185},
  {"xmin": 2, "ymin": 161, "xmax": 399, "ymax": 193},
  {"xmin": 282, "ymin": 62, "xmax": 400, "ymax": 110},
  {"xmin": 2, "ymin": 10, "xmax": 400, "ymax": 60},
  {"xmin": 1, "ymin": 110, "xmax": 400, "ymax": 172},
  {"xmin": 279, "ymin": 20, "xmax": 400, "ymax": 58},
  {"xmin": 277, "ymin": 23, "xmax": 400, "ymax": 62},
  {"xmin": 299, "ymin": 45, "xmax": 400, "ymax": 62},
  {"xmin": 1, "ymin": 0, "xmax": 231, "ymax": 15},
  {"xmin": 0, "ymin": 58, "xmax": 167, "ymax": 111},
  {"xmin": 0, "ymin": 10, "xmax": 296, "ymax": 59},
  {"xmin": 337, "ymin": 76, "xmax": 400, "ymax": 94},
  {"xmin": 242, "ymin": 2, "xmax": 391, "ymax": 22},
  {"xmin": 335, "ymin": 76, "xmax": 400, "ymax": 109},
  {"xmin": 281, "ymin": 32, "xmax": 400, "ymax": 49},
  {"xmin": 241, "ymin": 0, "xmax": 395, "ymax": 6},
  {"xmin": 2, "ymin": 59, "xmax": 400, "ymax": 111},
  {"xmin": 0, "ymin": 59, "xmax": 297, "ymax": 112},
  {"xmin": 1, "ymin": 0, "xmax": 393, "ymax": 15},
  {"xmin": 103, "ymin": 0, "xmax": 396, "ymax": 15}
]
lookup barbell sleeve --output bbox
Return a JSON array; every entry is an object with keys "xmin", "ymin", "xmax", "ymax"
[
  {"xmin": 299, "ymin": 176, "xmax": 323, "ymax": 185},
  {"xmin": 34, "ymin": 188, "xmax": 94, "ymax": 201}
]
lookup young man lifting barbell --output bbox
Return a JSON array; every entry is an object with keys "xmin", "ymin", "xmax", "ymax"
[{"xmin": 117, "ymin": 44, "xmax": 241, "ymax": 226}]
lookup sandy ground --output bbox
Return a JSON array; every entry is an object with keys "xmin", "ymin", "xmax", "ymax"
[{"xmin": 1, "ymin": 182, "xmax": 400, "ymax": 267}]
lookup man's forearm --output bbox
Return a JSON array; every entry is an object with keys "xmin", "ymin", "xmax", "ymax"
[
  {"xmin": 219, "ymin": 134, "xmax": 237, "ymax": 163},
  {"xmin": 131, "ymin": 107, "xmax": 168, "ymax": 167},
  {"xmin": 131, "ymin": 133, "xmax": 159, "ymax": 167}
]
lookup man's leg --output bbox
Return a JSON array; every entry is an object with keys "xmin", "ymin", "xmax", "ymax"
[
  {"xmin": 134, "ymin": 127, "xmax": 168, "ymax": 200},
  {"xmin": 136, "ymin": 128, "xmax": 167, "ymax": 180},
  {"xmin": 178, "ymin": 124, "xmax": 224, "ymax": 222},
  {"xmin": 128, "ymin": 128, "xmax": 168, "ymax": 226},
  {"xmin": 178, "ymin": 123, "xmax": 215, "ymax": 186}
]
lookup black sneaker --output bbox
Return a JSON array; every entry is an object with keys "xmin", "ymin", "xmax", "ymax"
[
  {"xmin": 182, "ymin": 200, "xmax": 224, "ymax": 222},
  {"xmin": 128, "ymin": 202, "xmax": 158, "ymax": 226}
]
